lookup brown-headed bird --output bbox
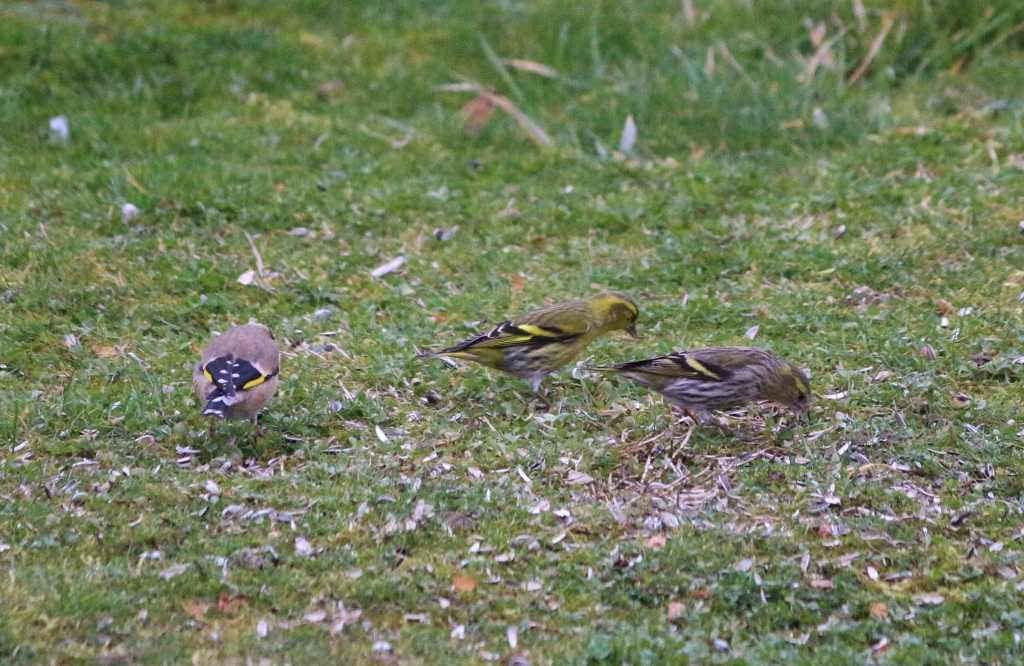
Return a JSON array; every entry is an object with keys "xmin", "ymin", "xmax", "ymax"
[
  {"xmin": 418, "ymin": 292, "xmax": 639, "ymax": 398},
  {"xmin": 193, "ymin": 323, "xmax": 280, "ymax": 423},
  {"xmin": 589, "ymin": 346, "xmax": 810, "ymax": 422}
]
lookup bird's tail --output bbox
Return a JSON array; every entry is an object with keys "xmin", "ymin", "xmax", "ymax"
[
  {"xmin": 201, "ymin": 388, "xmax": 235, "ymax": 419},
  {"xmin": 580, "ymin": 365, "xmax": 618, "ymax": 373}
]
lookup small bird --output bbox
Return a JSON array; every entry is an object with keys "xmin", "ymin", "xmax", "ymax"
[
  {"xmin": 588, "ymin": 346, "xmax": 810, "ymax": 422},
  {"xmin": 417, "ymin": 292, "xmax": 640, "ymax": 399},
  {"xmin": 193, "ymin": 323, "xmax": 280, "ymax": 424}
]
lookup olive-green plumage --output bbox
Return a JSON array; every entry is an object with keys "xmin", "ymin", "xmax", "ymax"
[
  {"xmin": 418, "ymin": 292, "xmax": 639, "ymax": 393},
  {"xmin": 589, "ymin": 346, "xmax": 810, "ymax": 420}
]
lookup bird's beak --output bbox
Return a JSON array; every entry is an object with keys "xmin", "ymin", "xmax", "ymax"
[{"xmin": 626, "ymin": 323, "xmax": 638, "ymax": 339}]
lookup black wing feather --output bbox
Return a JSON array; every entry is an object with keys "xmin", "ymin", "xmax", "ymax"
[{"xmin": 201, "ymin": 355, "xmax": 275, "ymax": 418}]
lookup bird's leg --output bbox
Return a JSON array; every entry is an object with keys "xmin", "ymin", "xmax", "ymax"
[
  {"xmin": 529, "ymin": 377, "xmax": 550, "ymax": 411},
  {"xmin": 675, "ymin": 410, "xmax": 698, "ymax": 428},
  {"xmin": 700, "ymin": 411, "xmax": 732, "ymax": 430},
  {"xmin": 251, "ymin": 414, "xmax": 267, "ymax": 440}
]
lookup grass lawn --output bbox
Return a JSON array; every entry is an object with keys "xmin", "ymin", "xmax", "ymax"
[{"xmin": 3, "ymin": 0, "xmax": 1024, "ymax": 663}]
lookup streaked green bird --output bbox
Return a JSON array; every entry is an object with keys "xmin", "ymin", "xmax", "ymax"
[{"xmin": 418, "ymin": 292, "xmax": 639, "ymax": 396}]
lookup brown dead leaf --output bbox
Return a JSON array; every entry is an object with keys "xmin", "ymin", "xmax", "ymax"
[
  {"xmin": 502, "ymin": 59, "xmax": 558, "ymax": 78},
  {"xmin": 667, "ymin": 601, "xmax": 686, "ymax": 619},
  {"xmin": 510, "ymin": 275, "xmax": 527, "ymax": 291},
  {"xmin": 644, "ymin": 535, "xmax": 667, "ymax": 549},
  {"xmin": 182, "ymin": 599, "xmax": 210, "ymax": 620},
  {"xmin": 810, "ymin": 577, "xmax": 834, "ymax": 589},
  {"xmin": 218, "ymin": 594, "xmax": 249, "ymax": 614},
  {"xmin": 452, "ymin": 575, "xmax": 477, "ymax": 592},
  {"xmin": 689, "ymin": 588, "xmax": 710, "ymax": 600},
  {"xmin": 818, "ymin": 524, "xmax": 835, "ymax": 538},
  {"xmin": 441, "ymin": 511, "xmax": 476, "ymax": 532},
  {"xmin": 935, "ymin": 299, "xmax": 954, "ymax": 315},
  {"xmin": 316, "ymin": 80, "xmax": 345, "ymax": 103},
  {"xmin": 461, "ymin": 95, "xmax": 496, "ymax": 136},
  {"xmin": 870, "ymin": 602, "xmax": 887, "ymax": 619},
  {"xmin": 90, "ymin": 343, "xmax": 121, "ymax": 359},
  {"xmin": 123, "ymin": 167, "xmax": 147, "ymax": 194}
]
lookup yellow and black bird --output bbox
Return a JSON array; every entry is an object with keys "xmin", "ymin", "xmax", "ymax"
[
  {"xmin": 193, "ymin": 323, "xmax": 280, "ymax": 423},
  {"xmin": 588, "ymin": 346, "xmax": 810, "ymax": 422},
  {"xmin": 418, "ymin": 292, "xmax": 639, "ymax": 398}
]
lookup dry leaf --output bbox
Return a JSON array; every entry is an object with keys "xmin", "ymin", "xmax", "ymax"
[
  {"xmin": 916, "ymin": 593, "xmax": 944, "ymax": 605},
  {"xmin": 510, "ymin": 275, "xmax": 527, "ymax": 290},
  {"xmin": 667, "ymin": 601, "xmax": 686, "ymax": 619},
  {"xmin": 437, "ymin": 82, "xmax": 480, "ymax": 92},
  {"xmin": 90, "ymin": 343, "xmax": 121, "ymax": 358},
  {"xmin": 159, "ymin": 563, "xmax": 192, "ymax": 580},
  {"xmin": 441, "ymin": 83, "xmax": 554, "ymax": 147},
  {"xmin": 461, "ymin": 95, "xmax": 496, "ymax": 136},
  {"xmin": 294, "ymin": 537, "xmax": 314, "ymax": 557},
  {"xmin": 566, "ymin": 470, "xmax": 594, "ymax": 485},
  {"xmin": 371, "ymin": 256, "xmax": 405, "ymax": 278},
  {"xmin": 644, "ymin": 534, "xmax": 667, "ymax": 548},
  {"xmin": 870, "ymin": 602, "xmax": 887, "ymax": 618},
  {"xmin": 330, "ymin": 605, "xmax": 362, "ymax": 635},
  {"xmin": 503, "ymin": 58, "xmax": 558, "ymax": 78},
  {"xmin": 733, "ymin": 558, "xmax": 754, "ymax": 572},
  {"xmin": 484, "ymin": 93, "xmax": 554, "ymax": 147},
  {"xmin": 316, "ymin": 80, "xmax": 345, "ymax": 103},
  {"xmin": 452, "ymin": 575, "xmax": 476, "ymax": 592},
  {"xmin": 619, "ymin": 115, "xmax": 637, "ymax": 154},
  {"xmin": 810, "ymin": 577, "xmax": 834, "ymax": 589},
  {"xmin": 304, "ymin": 610, "xmax": 327, "ymax": 624},
  {"xmin": 237, "ymin": 269, "xmax": 256, "ymax": 286},
  {"xmin": 218, "ymin": 593, "xmax": 249, "ymax": 614},
  {"xmin": 181, "ymin": 599, "xmax": 210, "ymax": 620},
  {"xmin": 744, "ymin": 325, "xmax": 760, "ymax": 340}
]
